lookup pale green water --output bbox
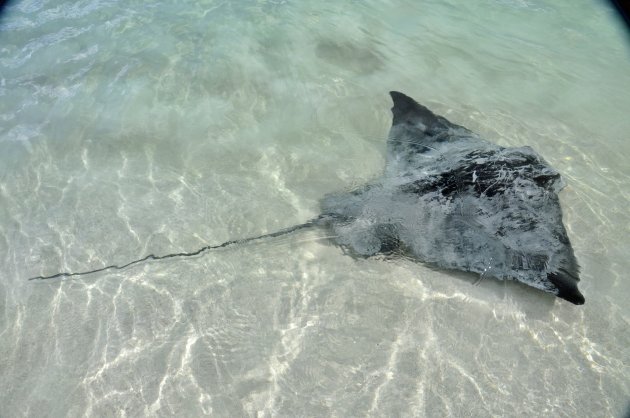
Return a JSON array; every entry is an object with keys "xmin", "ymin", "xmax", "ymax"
[{"xmin": 1, "ymin": 0, "xmax": 629, "ymax": 416}]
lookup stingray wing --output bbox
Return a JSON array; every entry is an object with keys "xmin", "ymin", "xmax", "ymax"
[
  {"xmin": 386, "ymin": 91, "xmax": 471, "ymax": 165},
  {"xmin": 386, "ymin": 92, "xmax": 583, "ymax": 304}
]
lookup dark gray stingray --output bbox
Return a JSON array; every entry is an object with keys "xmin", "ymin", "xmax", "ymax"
[
  {"xmin": 30, "ymin": 91, "xmax": 584, "ymax": 305},
  {"xmin": 321, "ymin": 92, "xmax": 583, "ymax": 304}
]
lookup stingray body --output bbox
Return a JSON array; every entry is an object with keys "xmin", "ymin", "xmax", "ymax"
[
  {"xmin": 321, "ymin": 92, "xmax": 583, "ymax": 305},
  {"xmin": 30, "ymin": 92, "xmax": 584, "ymax": 305}
]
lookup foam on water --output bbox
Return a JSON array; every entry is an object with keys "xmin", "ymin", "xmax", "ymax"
[{"xmin": 1, "ymin": 0, "xmax": 629, "ymax": 416}]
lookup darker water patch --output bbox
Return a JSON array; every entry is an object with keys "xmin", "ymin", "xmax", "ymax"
[{"xmin": 315, "ymin": 39, "xmax": 384, "ymax": 75}]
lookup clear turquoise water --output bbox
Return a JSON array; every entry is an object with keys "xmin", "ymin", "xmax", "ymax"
[{"xmin": 1, "ymin": 0, "xmax": 629, "ymax": 416}]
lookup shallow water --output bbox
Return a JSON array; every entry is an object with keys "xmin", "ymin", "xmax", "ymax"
[{"xmin": 1, "ymin": 0, "xmax": 629, "ymax": 416}]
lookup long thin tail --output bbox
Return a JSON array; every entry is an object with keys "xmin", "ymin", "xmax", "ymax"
[{"xmin": 28, "ymin": 217, "xmax": 325, "ymax": 281}]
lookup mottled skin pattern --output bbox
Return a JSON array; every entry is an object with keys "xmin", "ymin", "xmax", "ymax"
[{"xmin": 322, "ymin": 92, "xmax": 584, "ymax": 305}]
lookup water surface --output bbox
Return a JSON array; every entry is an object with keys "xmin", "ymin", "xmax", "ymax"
[{"xmin": 1, "ymin": 0, "xmax": 629, "ymax": 416}]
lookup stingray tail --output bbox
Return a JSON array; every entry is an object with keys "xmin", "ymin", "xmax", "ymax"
[{"xmin": 27, "ymin": 216, "xmax": 332, "ymax": 281}]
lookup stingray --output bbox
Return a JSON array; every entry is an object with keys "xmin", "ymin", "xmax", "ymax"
[{"xmin": 29, "ymin": 92, "xmax": 584, "ymax": 305}]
